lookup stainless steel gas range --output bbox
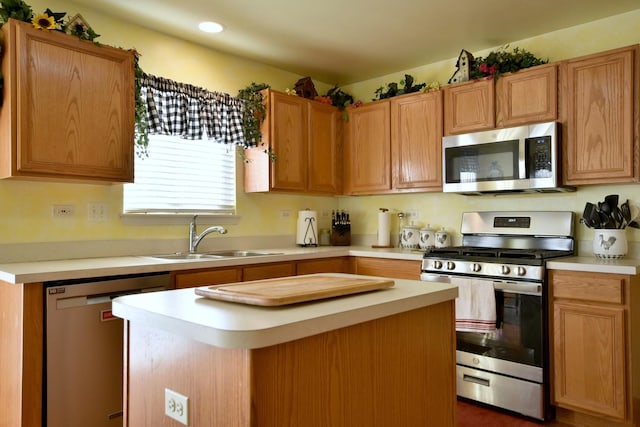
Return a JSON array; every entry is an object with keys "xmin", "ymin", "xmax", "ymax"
[{"xmin": 420, "ymin": 211, "xmax": 574, "ymax": 421}]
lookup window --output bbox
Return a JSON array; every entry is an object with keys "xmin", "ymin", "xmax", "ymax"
[{"xmin": 123, "ymin": 134, "xmax": 236, "ymax": 215}]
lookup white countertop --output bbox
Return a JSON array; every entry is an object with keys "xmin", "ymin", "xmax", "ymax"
[
  {"xmin": 112, "ymin": 273, "xmax": 457, "ymax": 350},
  {"xmin": 1, "ymin": 244, "xmax": 640, "ymax": 283},
  {"xmin": 546, "ymin": 256, "xmax": 640, "ymax": 275},
  {"xmin": 0, "ymin": 246, "xmax": 424, "ymax": 284}
]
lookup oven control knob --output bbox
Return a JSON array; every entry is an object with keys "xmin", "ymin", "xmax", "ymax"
[
  {"xmin": 501, "ymin": 265, "xmax": 511, "ymax": 275},
  {"xmin": 516, "ymin": 266, "xmax": 527, "ymax": 276},
  {"xmin": 472, "ymin": 263, "xmax": 481, "ymax": 272},
  {"xmin": 433, "ymin": 260, "xmax": 443, "ymax": 269},
  {"xmin": 446, "ymin": 261, "xmax": 456, "ymax": 270}
]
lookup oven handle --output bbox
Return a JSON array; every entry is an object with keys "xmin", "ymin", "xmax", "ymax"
[
  {"xmin": 420, "ymin": 273, "xmax": 541, "ymax": 296},
  {"xmin": 493, "ymin": 281, "xmax": 541, "ymax": 296}
]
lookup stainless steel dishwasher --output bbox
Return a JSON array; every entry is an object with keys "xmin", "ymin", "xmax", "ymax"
[{"xmin": 45, "ymin": 272, "xmax": 170, "ymax": 427}]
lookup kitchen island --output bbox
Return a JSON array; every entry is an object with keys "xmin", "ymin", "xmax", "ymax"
[{"xmin": 113, "ymin": 273, "xmax": 458, "ymax": 427}]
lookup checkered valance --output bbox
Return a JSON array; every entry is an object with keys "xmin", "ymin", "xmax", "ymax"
[{"xmin": 141, "ymin": 74, "xmax": 252, "ymax": 147}]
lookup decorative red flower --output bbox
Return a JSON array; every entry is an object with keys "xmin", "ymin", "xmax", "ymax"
[{"xmin": 315, "ymin": 96, "xmax": 333, "ymax": 105}]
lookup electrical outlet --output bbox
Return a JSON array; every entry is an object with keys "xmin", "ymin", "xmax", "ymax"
[
  {"xmin": 279, "ymin": 209, "xmax": 292, "ymax": 219},
  {"xmin": 88, "ymin": 202, "xmax": 107, "ymax": 221},
  {"xmin": 165, "ymin": 388, "xmax": 189, "ymax": 425},
  {"xmin": 52, "ymin": 204, "xmax": 75, "ymax": 217},
  {"xmin": 406, "ymin": 210, "xmax": 420, "ymax": 220}
]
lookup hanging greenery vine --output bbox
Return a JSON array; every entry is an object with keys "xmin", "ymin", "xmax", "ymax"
[{"xmin": 236, "ymin": 82, "xmax": 276, "ymax": 161}]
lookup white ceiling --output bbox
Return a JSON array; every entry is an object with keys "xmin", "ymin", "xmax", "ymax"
[{"xmin": 73, "ymin": 0, "xmax": 640, "ymax": 85}]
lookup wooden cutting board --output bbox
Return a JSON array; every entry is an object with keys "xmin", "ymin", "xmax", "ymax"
[{"xmin": 194, "ymin": 275, "xmax": 394, "ymax": 306}]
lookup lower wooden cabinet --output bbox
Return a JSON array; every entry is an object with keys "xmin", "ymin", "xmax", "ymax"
[
  {"xmin": 296, "ymin": 257, "xmax": 349, "ymax": 275},
  {"xmin": 243, "ymin": 262, "xmax": 296, "ymax": 281},
  {"xmin": 549, "ymin": 270, "xmax": 639, "ymax": 426},
  {"xmin": 174, "ymin": 267, "xmax": 242, "ymax": 289},
  {"xmin": 349, "ymin": 257, "xmax": 422, "ymax": 280},
  {"xmin": 173, "ymin": 257, "xmax": 350, "ymax": 288}
]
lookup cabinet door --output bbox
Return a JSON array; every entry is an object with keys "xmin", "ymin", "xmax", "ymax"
[
  {"xmin": 391, "ymin": 91, "xmax": 443, "ymax": 191},
  {"xmin": 0, "ymin": 19, "xmax": 134, "ymax": 182},
  {"xmin": 296, "ymin": 257, "xmax": 348, "ymax": 275},
  {"xmin": 350, "ymin": 257, "xmax": 421, "ymax": 280},
  {"xmin": 496, "ymin": 64, "xmax": 558, "ymax": 127},
  {"xmin": 344, "ymin": 101, "xmax": 391, "ymax": 194},
  {"xmin": 243, "ymin": 262, "xmax": 296, "ymax": 281},
  {"xmin": 174, "ymin": 268, "xmax": 242, "ymax": 289},
  {"xmin": 443, "ymin": 79, "xmax": 495, "ymax": 135},
  {"xmin": 562, "ymin": 46, "xmax": 638, "ymax": 185},
  {"xmin": 269, "ymin": 91, "xmax": 308, "ymax": 191},
  {"xmin": 308, "ymin": 102, "xmax": 340, "ymax": 194},
  {"xmin": 552, "ymin": 301, "xmax": 626, "ymax": 420}
]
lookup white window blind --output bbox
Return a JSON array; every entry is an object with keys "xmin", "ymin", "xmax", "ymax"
[{"xmin": 123, "ymin": 134, "xmax": 236, "ymax": 214}]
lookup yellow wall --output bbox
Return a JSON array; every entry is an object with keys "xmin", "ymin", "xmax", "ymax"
[{"xmin": 1, "ymin": 2, "xmax": 640, "ymax": 247}]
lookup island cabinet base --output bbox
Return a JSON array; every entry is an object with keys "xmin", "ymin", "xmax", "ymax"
[{"xmin": 124, "ymin": 301, "xmax": 456, "ymax": 427}]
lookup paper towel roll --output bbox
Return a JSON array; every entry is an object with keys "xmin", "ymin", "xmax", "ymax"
[
  {"xmin": 377, "ymin": 209, "xmax": 391, "ymax": 246},
  {"xmin": 296, "ymin": 210, "xmax": 318, "ymax": 246}
]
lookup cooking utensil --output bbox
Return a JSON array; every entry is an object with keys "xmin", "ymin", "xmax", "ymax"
[
  {"xmin": 612, "ymin": 207, "xmax": 624, "ymax": 228},
  {"xmin": 620, "ymin": 200, "xmax": 631, "ymax": 227},
  {"xmin": 600, "ymin": 211, "xmax": 614, "ymax": 229},
  {"xmin": 582, "ymin": 202, "xmax": 599, "ymax": 228},
  {"xmin": 604, "ymin": 194, "xmax": 619, "ymax": 210},
  {"xmin": 598, "ymin": 201, "xmax": 611, "ymax": 215}
]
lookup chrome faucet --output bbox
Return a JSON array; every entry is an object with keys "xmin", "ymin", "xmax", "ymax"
[{"xmin": 189, "ymin": 215, "xmax": 227, "ymax": 253}]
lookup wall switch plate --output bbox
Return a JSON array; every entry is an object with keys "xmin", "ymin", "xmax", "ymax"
[
  {"xmin": 88, "ymin": 202, "xmax": 107, "ymax": 221},
  {"xmin": 279, "ymin": 209, "xmax": 292, "ymax": 219},
  {"xmin": 52, "ymin": 204, "xmax": 75, "ymax": 217},
  {"xmin": 406, "ymin": 210, "xmax": 420, "ymax": 220},
  {"xmin": 165, "ymin": 388, "xmax": 189, "ymax": 425}
]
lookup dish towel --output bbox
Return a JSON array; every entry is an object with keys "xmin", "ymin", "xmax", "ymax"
[{"xmin": 454, "ymin": 278, "xmax": 497, "ymax": 333}]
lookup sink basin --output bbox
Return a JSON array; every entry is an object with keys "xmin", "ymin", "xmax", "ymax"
[
  {"xmin": 149, "ymin": 253, "xmax": 225, "ymax": 260},
  {"xmin": 147, "ymin": 250, "xmax": 282, "ymax": 260},
  {"xmin": 205, "ymin": 250, "xmax": 283, "ymax": 257}
]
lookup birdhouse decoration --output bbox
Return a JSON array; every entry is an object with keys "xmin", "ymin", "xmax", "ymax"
[
  {"xmin": 448, "ymin": 49, "xmax": 474, "ymax": 84},
  {"xmin": 294, "ymin": 77, "xmax": 318, "ymax": 99}
]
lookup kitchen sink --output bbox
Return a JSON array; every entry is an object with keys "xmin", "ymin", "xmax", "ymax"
[
  {"xmin": 147, "ymin": 251, "xmax": 282, "ymax": 260},
  {"xmin": 205, "ymin": 250, "xmax": 283, "ymax": 257},
  {"xmin": 148, "ymin": 253, "xmax": 225, "ymax": 260}
]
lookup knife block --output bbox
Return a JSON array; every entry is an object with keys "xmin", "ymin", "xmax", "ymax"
[{"xmin": 330, "ymin": 224, "xmax": 351, "ymax": 246}]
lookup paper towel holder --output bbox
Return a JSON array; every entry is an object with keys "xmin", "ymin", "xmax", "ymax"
[
  {"xmin": 297, "ymin": 209, "xmax": 318, "ymax": 247},
  {"xmin": 372, "ymin": 207, "xmax": 393, "ymax": 248}
]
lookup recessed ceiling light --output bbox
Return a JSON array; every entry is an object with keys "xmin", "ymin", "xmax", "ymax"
[{"xmin": 198, "ymin": 21, "xmax": 224, "ymax": 33}]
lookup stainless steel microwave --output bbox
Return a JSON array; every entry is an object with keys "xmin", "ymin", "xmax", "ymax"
[{"xmin": 442, "ymin": 121, "xmax": 574, "ymax": 195}]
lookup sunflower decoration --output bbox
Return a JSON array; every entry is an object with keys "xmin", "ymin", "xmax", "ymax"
[
  {"xmin": 31, "ymin": 12, "xmax": 54, "ymax": 29},
  {"xmin": 30, "ymin": 8, "xmax": 65, "ymax": 31}
]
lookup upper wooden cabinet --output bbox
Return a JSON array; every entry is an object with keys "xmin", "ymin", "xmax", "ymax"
[
  {"xmin": 307, "ymin": 101, "xmax": 341, "ymax": 194},
  {"xmin": 344, "ymin": 91, "xmax": 443, "ymax": 195},
  {"xmin": 443, "ymin": 78, "xmax": 495, "ymax": 135},
  {"xmin": 0, "ymin": 19, "xmax": 135, "ymax": 182},
  {"xmin": 244, "ymin": 89, "xmax": 340, "ymax": 194},
  {"xmin": 391, "ymin": 90, "xmax": 443, "ymax": 191},
  {"xmin": 561, "ymin": 45, "xmax": 639, "ymax": 185},
  {"xmin": 496, "ymin": 63, "xmax": 558, "ymax": 127},
  {"xmin": 343, "ymin": 99, "xmax": 392, "ymax": 194}
]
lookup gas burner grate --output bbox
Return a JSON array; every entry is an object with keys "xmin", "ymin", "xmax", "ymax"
[{"xmin": 424, "ymin": 246, "xmax": 572, "ymax": 260}]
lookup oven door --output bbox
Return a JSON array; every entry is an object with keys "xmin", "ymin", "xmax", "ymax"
[{"xmin": 421, "ymin": 273, "xmax": 544, "ymax": 382}]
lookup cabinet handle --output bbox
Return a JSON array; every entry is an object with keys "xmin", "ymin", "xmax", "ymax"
[{"xmin": 463, "ymin": 374, "xmax": 490, "ymax": 387}]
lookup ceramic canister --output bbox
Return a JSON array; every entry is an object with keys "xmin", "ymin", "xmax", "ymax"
[
  {"xmin": 435, "ymin": 227, "xmax": 450, "ymax": 248},
  {"xmin": 419, "ymin": 225, "xmax": 435, "ymax": 249},
  {"xmin": 592, "ymin": 228, "xmax": 627, "ymax": 259},
  {"xmin": 400, "ymin": 225, "xmax": 420, "ymax": 249}
]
